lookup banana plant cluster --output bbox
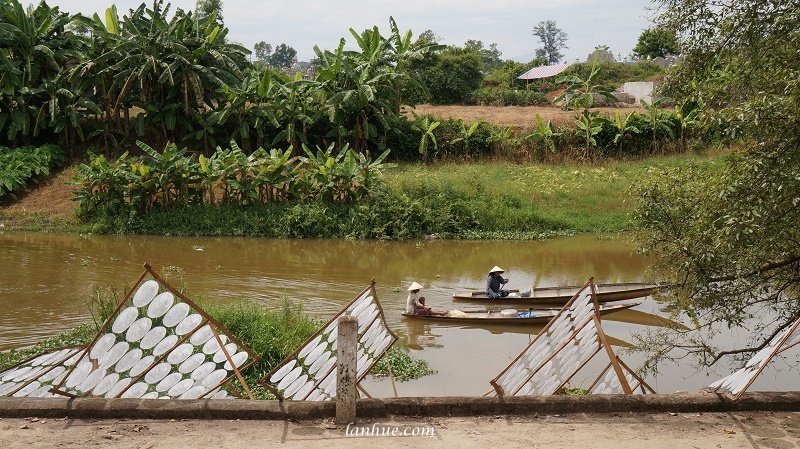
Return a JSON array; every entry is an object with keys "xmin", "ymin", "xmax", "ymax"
[
  {"xmin": 0, "ymin": 0, "xmax": 440, "ymax": 163},
  {"xmin": 208, "ymin": 17, "xmax": 442, "ymax": 157},
  {"xmin": 0, "ymin": 144, "xmax": 64, "ymax": 198},
  {"xmin": 0, "ymin": 0, "xmax": 250, "ymax": 152},
  {"xmin": 73, "ymin": 141, "xmax": 395, "ymax": 217}
]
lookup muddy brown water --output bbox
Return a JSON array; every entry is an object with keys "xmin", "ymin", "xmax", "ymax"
[{"xmin": 0, "ymin": 231, "xmax": 795, "ymax": 396}]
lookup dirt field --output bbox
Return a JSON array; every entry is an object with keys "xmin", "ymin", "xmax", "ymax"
[
  {"xmin": 407, "ymin": 104, "xmax": 645, "ymax": 128},
  {"xmin": 2, "ymin": 411, "xmax": 798, "ymax": 448}
]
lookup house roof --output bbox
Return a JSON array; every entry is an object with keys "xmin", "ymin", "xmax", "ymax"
[{"xmin": 517, "ymin": 62, "xmax": 573, "ymax": 80}]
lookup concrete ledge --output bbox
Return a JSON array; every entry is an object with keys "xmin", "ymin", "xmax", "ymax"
[{"xmin": 1, "ymin": 392, "xmax": 799, "ymax": 420}]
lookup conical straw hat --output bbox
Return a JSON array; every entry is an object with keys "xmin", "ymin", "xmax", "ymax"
[
  {"xmin": 407, "ymin": 281, "xmax": 424, "ymax": 291},
  {"xmin": 489, "ymin": 266, "xmax": 505, "ymax": 274}
]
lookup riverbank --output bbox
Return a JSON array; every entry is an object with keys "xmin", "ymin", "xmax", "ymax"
[{"xmin": 0, "ymin": 154, "xmax": 724, "ymax": 239}]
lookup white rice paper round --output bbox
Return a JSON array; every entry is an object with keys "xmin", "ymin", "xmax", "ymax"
[
  {"xmin": 93, "ymin": 372, "xmax": 120, "ymax": 396},
  {"xmin": 65, "ymin": 361, "xmax": 93, "ymax": 389},
  {"xmin": 112, "ymin": 307, "xmax": 139, "ymax": 334},
  {"xmin": 269, "ymin": 359, "xmax": 297, "ymax": 384},
  {"xmin": 175, "ymin": 314, "xmax": 203, "ymax": 336},
  {"xmin": 129, "ymin": 355, "xmax": 156, "ymax": 378},
  {"xmin": 77, "ymin": 367, "xmax": 107, "ymax": 393},
  {"xmin": 132, "ymin": 280, "xmax": 160, "ymax": 307},
  {"xmin": 140, "ymin": 326, "xmax": 167, "ymax": 350},
  {"xmin": 201, "ymin": 369, "xmax": 228, "ymax": 388},
  {"xmin": 180, "ymin": 385, "xmax": 207, "ymax": 400},
  {"xmin": 125, "ymin": 317, "xmax": 152, "ymax": 343},
  {"xmin": 13, "ymin": 381, "xmax": 40, "ymax": 397},
  {"xmin": 90, "ymin": 333, "xmax": 118, "ymax": 360},
  {"xmin": 190, "ymin": 362, "xmax": 216, "ymax": 381},
  {"xmin": 167, "ymin": 378, "xmax": 194, "ymax": 397},
  {"xmin": 202, "ymin": 335, "xmax": 227, "ymax": 354},
  {"xmin": 147, "ymin": 292, "xmax": 174, "ymax": 318},
  {"xmin": 144, "ymin": 363, "xmax": 172, "ymax": 384},
  {"xmin": 189, "ymin": 325, "xmax": 214, "ymax": 345},
  {"xmin": 178, "ymin": 353, "xmax": 205, "ymax": 374},
  {"xmin": 152, "ymin": 335, "xmax": 180, "ymax": 356},
  {"xmin": 167, "ymin": 343, "xmax": 195, "ymax": 365},
  {"xmin": 104, "ymin": 378, "xmax": 131, "ymax": 398},
  {"xmin": 223, "ymin": 352, "xmax": 249, "ymax": 371},
  {"xmin": 121, "ymin": 382, "xmax": 149, "ymax": 398},
  {"xmin": 100, "ymin": 342, "xmax": 130, "ymax": 368},
  {"xmin": 114, "ymin": 348, "xmax": 143, "ymax": 374},
  {"xmin": 212, "ymin": 343, "xmax": 239, "ymax": 364},
  {"xmin": 162, "ymin": 303, "xmax": 191, "ymax": 328},
  {"xmin": 155, "ymin": 372, "xmax": 182, "ymax": 392}
]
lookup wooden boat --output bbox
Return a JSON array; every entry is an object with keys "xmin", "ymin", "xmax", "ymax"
[
  {"xmin": 451, "ymin": 282, "xmax": 661, "ymax": 305},
  {"xmin": 401, "ymin": 301, "xmax": 640, "ymax": 325}
]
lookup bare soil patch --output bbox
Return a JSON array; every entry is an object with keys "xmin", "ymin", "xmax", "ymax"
[
  {"xmin": 0, "ymin": 164, "xmax": 79, "ymax": 226},
  {"xmin": 407, "ymin": 104, "xmax": 646, "ymax": 128}
]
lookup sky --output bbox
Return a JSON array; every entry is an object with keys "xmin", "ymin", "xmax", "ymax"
[{"xmin": 43, "ymin": 0, "xmax": 658, "ymax": 63}]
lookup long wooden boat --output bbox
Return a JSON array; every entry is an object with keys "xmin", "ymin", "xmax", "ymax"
[
  {"xmin": 401, "ymin": 301, "xmax": 640, "ymax": 325},
  {"xmin": 451, "ymin": 282, "xmax": 661, "ymax": 305}
]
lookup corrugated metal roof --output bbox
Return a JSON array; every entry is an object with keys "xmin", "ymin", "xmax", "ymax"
[{"xmin": 517, "ymin": 62, "xmax": 573, "ymax": 80}]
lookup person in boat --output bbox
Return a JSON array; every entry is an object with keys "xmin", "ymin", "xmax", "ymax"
[
  {"xmin": 486, "ymin": 266, "xmax": 510, "ymax": 299},
  {"xmin": 405, "ymin": 281, "xmax": 425, "ymax": 314},
  {"xmin": 405, "ymin": 281, "xmax": 448, "ymax": 316}
]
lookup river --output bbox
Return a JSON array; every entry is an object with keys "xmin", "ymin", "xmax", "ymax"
[{"xmin": 0, "ymin": 231, "xmax": 795, "ymax": 396}]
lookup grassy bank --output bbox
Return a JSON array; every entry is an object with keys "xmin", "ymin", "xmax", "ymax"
[{"xmin": 74, "ymin": 154, "xmax": 722, "ymax": 240}]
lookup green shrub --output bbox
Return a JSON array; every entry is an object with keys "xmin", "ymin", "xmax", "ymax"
[
  {"xmin": 370, "ymin": 347, "xmax": 437, "ymax": 381},
  {"xmin": 466, "ymin": 87, "xmax": 548, "ymax": 106},
  {"xmin": 0, "ymin": 144, "xmax": 65, "ymax": 199}
]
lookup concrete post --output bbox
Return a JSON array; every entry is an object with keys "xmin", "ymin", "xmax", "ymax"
[{"xmin": 336, "ymin": 315, "xmax": 358, "ymax": 424}]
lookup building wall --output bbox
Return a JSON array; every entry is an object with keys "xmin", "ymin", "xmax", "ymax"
[{"xmin": 623, "ymin": 81, "xmax": 661, "ymax": 104}]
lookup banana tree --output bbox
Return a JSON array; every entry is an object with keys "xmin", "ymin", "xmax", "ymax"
[
  {"xmin": 72, "ymin": 151, "xmax": 135, "ymax": 216},
  {"xmin": 98, "ymin": 1, "xmax": 248, "ymax": 141},
  {"xmin": 612, "ymin": 111, "xmax": 641, "ymax": 156},
  {"xmin": 448, "ymin": 119, "xmax": 481, "ymax": 157},
  {"xmin": 0, "ymin": 0, "xmax": 85, "ymax": 146},
  {"xmin": 271, "ymin": 76, "xmax": 316, "ymax": 156},
  {"xmin": 525, "ymin": 113, "xmax": 563, "ymax": 155},
  {"xmin": 253, "ymin": 147, "xmax": 295, "ymax": 202},
  {"xmin": 216, "ymin": 142, "xmax": 261, "ymax": 205},
  {"xmin": 385, "ymin": 16, "xmax": 444, "ymax": 115},
  {"xmin": 298, "ymin": 142, "xmax": 344, "ymax": 200},
  {"xmin": 486, "ymin": 125, "xmax": 519, "ymax": 157},
  {"xmin": 135, "ymin": 141, "xmax": 200, "ymax": 208},
  {"xmin": 353, "ymin": 147, "xmax": 394, "ymax": 197},
  {"xmin": 554, "ymin": 62, "xmax": 617, "ymax": 112},
  {"xmin": 411, "ymin": 112, "xmax": 440, "ymax": 164},
  {"xmin": 641, "ymin": 98, "xmax": 676, "ymax": 154},
  {"xmin": 573, "ymin": 110, "xmax": 610, "ymax": 160},
  {"xmin": 674, "ymin": 102, "xmax": 700, "ymax": 150}
]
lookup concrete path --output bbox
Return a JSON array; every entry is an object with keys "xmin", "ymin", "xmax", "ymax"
[
  {"xmin": 2, "ymin": 393, "xmax": 800, "ymax": 448},
  {"xmin": 2, "ymin": 411, "xmax": 799, "ymax": 448}
]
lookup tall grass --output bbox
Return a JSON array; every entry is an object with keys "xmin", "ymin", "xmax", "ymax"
[{"xmin": 384, "ymin": 154, "xmax": 725, "ymax": 237}]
